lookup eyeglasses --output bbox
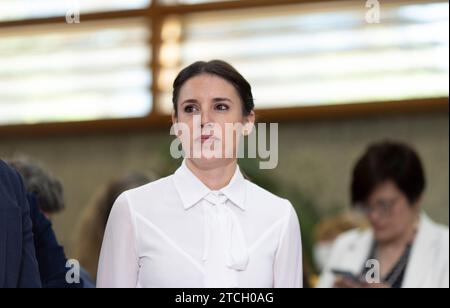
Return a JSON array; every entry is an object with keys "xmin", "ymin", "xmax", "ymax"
[{"xmin": 356, "ymin": 198, "xmax": 400, "ymax": 218}]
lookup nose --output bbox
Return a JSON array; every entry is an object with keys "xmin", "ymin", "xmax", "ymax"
[
  {"xmin": 368, "ymin": 209, "xmax": 383, "ymax": 225},
  {"xmin": 201, "ymin": 110, "xmax": 211, "ymax": 129}
]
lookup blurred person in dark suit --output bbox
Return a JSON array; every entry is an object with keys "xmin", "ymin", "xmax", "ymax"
[
  {"xmin": 0, "ymin": 160, "xmax": 41, "ymax": 288},
  {"xmin": 8, "ymin": 157, "xmax": 89, "ymax": 288}
]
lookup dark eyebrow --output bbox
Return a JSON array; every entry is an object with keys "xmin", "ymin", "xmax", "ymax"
[
  {"xmin": 181, "ymin": 98, "xmax": 233, "ymax": 105},
  {"xmin": 213, "ymin": 97, "xmax": 233, "ymax": 104},
  {"xmin": 181, "ymin": 99, "xmax": 199, "ymax": 105}
]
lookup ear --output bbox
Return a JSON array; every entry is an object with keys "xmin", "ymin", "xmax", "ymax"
[
  {"xmin": 243, "ymin": 110, "xmax": 256, "ymax": 136},
  {"xmin": 172, "ymin": 110, "xmax": 178, "ymax": 125},
  {"xmin": 172, "ymin": 111, "xmax": 182, "ymax": 138}
]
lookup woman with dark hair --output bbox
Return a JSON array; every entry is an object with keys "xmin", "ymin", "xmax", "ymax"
[
  {"xmin": 97, "ymin": 60, "xmax": 302, "ymax": 288},
  {"xmin": 318, "ymin": 141, "xmax": 449, "ymax": 288}
]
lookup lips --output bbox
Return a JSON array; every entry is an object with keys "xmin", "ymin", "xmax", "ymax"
[
  {"xmin": 195, "ymin": 133, "xmax": 220, "ymax": 143},
  {"xmin": 373, "ymin": 224, "xmax": 387, "ymax": 232},
  {"xmin": 199, "ymin": 135, "xmax": 214, "ymax": 143}
]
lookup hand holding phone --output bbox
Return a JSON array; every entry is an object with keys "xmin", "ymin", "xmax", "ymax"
[{"xmin": 331, "ymin": 269, "xmax": 365, "ymax": 287}]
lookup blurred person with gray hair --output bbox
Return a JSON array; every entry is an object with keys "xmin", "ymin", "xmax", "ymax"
[
  {"xmin": 8, "ymin": 157, "xmax": 64, "ymax": 220},
  {"xmin": 7, "ymin": 157, "xmax": 88, "ymax": 288}
]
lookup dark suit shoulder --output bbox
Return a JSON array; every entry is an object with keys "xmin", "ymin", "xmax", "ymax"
[
  {"xmin": 0, "ymin": 159, "xmax": 18, "ymax": 183},
  {"xmin": 0, "ymin": 160, "xmax": 24, "ymax": 207}
]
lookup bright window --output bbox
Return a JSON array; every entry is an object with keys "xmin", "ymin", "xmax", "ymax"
[
  {"xmin": 0, "ymin": 0, "xmax": 152, "ymax": 21},
  {"xmin": 157, "ymin": 1, "xmax": 449, "ymax": 113},
  {"xmin": 0, "ymin": 20, "xmax": 152, "ymax": 125}
]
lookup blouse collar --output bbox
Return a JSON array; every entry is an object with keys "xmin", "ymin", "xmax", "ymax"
[{"xmin": 173, "ymin": 160, "xmax": 247, "ymax": 211}]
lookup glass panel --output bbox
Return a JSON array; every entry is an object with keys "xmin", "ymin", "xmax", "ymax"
[
  {"xmin": 0, "ymin": 0, "xmax": 151, "ymax": 21},
  {"xmin": 157, "ymin": 1, "xmax": 449, "ymax": 113},
  {"xmin": 0, "ymin": 19, "xmax": 152, "ymax": 125}
]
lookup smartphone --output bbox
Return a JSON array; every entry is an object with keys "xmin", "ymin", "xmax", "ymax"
[{"xmin": 331, "ymin": 269, "xmax": 363, "ymax": 284}]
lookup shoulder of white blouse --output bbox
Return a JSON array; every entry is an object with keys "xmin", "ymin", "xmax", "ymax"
[
  {"xmin": 245, "ymin": 180, "xmax": 293, "ymax": 215},
  {"xmin": 124, "ymin": 174, "xmax": 173, "ymax": 199}
]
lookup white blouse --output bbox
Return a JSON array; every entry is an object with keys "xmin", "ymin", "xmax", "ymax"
[{"xmin": 97, "ymin": 161, "xmax": 302, "ymax": 288}]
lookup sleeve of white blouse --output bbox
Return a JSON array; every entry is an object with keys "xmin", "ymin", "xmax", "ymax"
[
  {"xmin": 273, "ymin": 202, "xmax": 303, "ymax": 288},
  {"xmin": 97, "ymin": 192, "xmax": 139, "ymax": 288}
]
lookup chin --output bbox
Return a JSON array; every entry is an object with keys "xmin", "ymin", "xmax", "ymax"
[
  {"xmin": 190, "ymin": 157, "xmax": 234, "ymax": 169},
  {"xmin": 374, "ymin": 230, "xmax": 395, "ymax": 243}
]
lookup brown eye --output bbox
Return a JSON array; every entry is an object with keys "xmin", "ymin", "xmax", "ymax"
[
  {"xmin": 216, "ymin": 104, "xmax": 229, "ymax": 111},
  {"xmin": 184, "ymin": 105, "xmax": 199, "ymax": 113}
]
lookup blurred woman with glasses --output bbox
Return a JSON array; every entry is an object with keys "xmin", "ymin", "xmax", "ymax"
[{"xmin": 318, "ymin": 141, "xmax": 449, "ymax": 288}]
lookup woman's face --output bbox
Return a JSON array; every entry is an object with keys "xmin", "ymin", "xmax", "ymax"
[
  {"xmin": 363, "ymin": 180, "xmax": 419, "ymax": 243},
  {"xmin": 173, "ymin": 74, "xmax": 255, "ymax": 168}
]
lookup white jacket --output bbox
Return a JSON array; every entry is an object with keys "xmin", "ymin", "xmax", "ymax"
[{"xmin": 318, "ymin": 214, "xmax": 449, "ymax": 288}]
